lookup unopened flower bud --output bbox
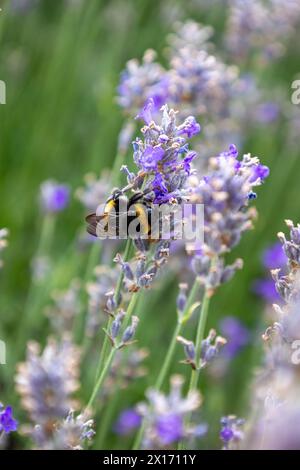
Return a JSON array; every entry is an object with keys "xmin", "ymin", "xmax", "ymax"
[{"xmin": 121, "ymin": 316, "xmax": 139, "ymax": 344}]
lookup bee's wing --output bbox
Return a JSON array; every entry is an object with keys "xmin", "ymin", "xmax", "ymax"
[
  {"xmin": 86, "ymin": 213, "xmax": 104, "ymax": 237},
  {"xmin": 86, "ymin": 211, "xmax": 127, "ymax": 238}
]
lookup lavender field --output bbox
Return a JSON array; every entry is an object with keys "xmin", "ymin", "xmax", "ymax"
[{"xmin": 1, "ymin": 0, "xmax": 300, "ymax": 451}]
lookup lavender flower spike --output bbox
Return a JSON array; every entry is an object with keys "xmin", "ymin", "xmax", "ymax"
[{"xmin": 15, "ymin": 337, "xmax": 80, "ymax": 447}]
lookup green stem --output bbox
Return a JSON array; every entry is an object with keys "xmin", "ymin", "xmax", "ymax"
[
  {"xmin": 93, "ymin": 239, "xmax": 133, "ymax": 378},
  {"xmin": 192, "ymin": 291, "xmax": 210, "ymax": 388},
  {"xmin": 155, "ymin": 322, "xmax": 183, "ymax": 391},
  {"xmin": 85, "ymin": 347, "xmax": 116, "ymax": 412},
  {"xmin": 178, "ymin": 291, "xmax": 211, "ymax": 451},
  {"xmin": 155, "ymin": 278, "xmax": 201, "ymax": 391},
  {"xmin": 85, "ymin": 289, "xmax": 140, "ymax": 414},
  {"xmin": 133, "ymin": 278, "xmax": 201, "ymax": 450}
]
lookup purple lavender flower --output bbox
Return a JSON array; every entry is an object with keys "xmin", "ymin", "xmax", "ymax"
[
  {"xmin": 252, "ymin": 278, "xmax": 281, "ymax": 303},
  {"xmin": 133, "ymin": 104, "xmax": 200, "ymax": 204},
  {"xmin": 253, "ymin": 243, "xmax": 286, "ymax": 303},
  {"xmin": 0, "ymin": 405, "xmax": 18, "ymax": 434},
  {"xmin": 262, "ymin": 242, "xmax": 286, "ymax": 270},
  {"xmin": 191, "ymin": 145, "xmax": 269, "ymax": 260},
  {"xmin": 33, "ymin": 410, "xmax": 95, "ymax": 450},
  {"xmin": 15, "ymin": 338, "xmax": 80, "ymax": 444},
  {"xmin": 137, "ymin": 375, "xmax": 201, "ymax": 449},
  {"xmin": 114, "ymin": 408, "xmax": 141, "ymax": 436},
  {"xmin": 220, "ymin": 426, "xmax": 234, "ymax": 443},
  {"xmin": 139, "ymin": 145, "xmax": 165, "ymax": 171},
  {"xmin": 156, "ymin": 414, "xmax": 184, "ymax": 445},
  {"xmin": 226, "ymin": 0, "xmax": 300, "ymax": 63},
  {"xmin": 178, "ymin": 116, "xmax": 201, "ymax": 138},
  {"xmin": 249, "ymin": 164, "xmax": 270, "ymax": 183},
  {"xmin": 40, "ymin": 180, "xmax": 70, "ymax": 213},
  {"xmin": 219, "ymin": 143, "xmax": 239, "ymax": 159},
  {"xmin": 220, "ymin": 317, "xmax": 250, "ymax": 358},
  {"xmin": 220, "ymin": 416, "xmax": 244, "ymax": 450},
  {"xmin": 117, "ymin": 50, "xmax": 168, "ymax": 116}
]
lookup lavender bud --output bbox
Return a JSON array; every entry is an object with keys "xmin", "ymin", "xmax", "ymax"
[
  {"xmin": 121, "ymin": 316, "xmax": 139, "ymax": 344},
  {"xmin": 111, "ymin": 310, "xmax": 126, "ymax": 339},
  {"xmin": 105, "ymin": 290, "xmax": 118, "ymax": 312},
  {"xmin": 177, "ymin": 336, "xmax": 196, "ymax": 362},
  {"xmin": 136, "ymin": 255, "xmax": 147, "ymax": 280},
  {"xmin": 192, "ymin": 254, "xmax": 211, "ymax": 277},
  {"xmin": 220, "ymin": 259, "xmax": 243, "ymax": 284},
  {"xmin": 176, "ymin": 283, "xmax": 188, "ymax": 313}
]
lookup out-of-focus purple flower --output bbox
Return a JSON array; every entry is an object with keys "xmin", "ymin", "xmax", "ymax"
[
  {"xmin": 252, "ymin": 278, "xmax": 281, "ymax": 303},
  {"xmin": 220, "ymin": 426, "xmax": 234, "ymax": 442},
  {"xmin": 253, "ymin": 242, "xmax": 286, "ymax": 303},
  {"xmin": 40, "ymin": 180, "xmax": 70, "ymax": 213},
  {"xmin": 220, "ymin": 317, "xmax": 250, "ymax": 358},
  {"xmin": 137, "ymin": 375, "xmax": 201, "ymax": 449},
  {"xmin": 117, "ymin": 50, "xmax": 167, "ymax": 116},
  {"xmin": 15, "ymin": 338, "xmax": 80, "ymax": 439},
  {"xmin": 256, "ymin": 102, "xmax": 280, "ymax": 124},
  {"xmin": 220, "ymin": 416, "xmax": 244, "ymax": 450},
  {"xmin": 114, "ymin": 408, "xmax": 141, "ymax": 435},
  {"xmin": 262, "ymin": 242, "xmax": 286, "ymax": 270},
  {"xmin": 156, "ymin": 414, "xmax": 184, "ymax": 445},
  {"xmin": 0, "ymin": 405, "xmax": 18, "ymax": 434}
]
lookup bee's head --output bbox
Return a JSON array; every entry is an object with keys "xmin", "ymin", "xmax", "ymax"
[{"xmin": 108, "ymin": 188, "xmax": 129, "ymax": 207}]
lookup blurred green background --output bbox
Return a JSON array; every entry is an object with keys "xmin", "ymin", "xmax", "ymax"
[{"xmin": 0, "ymin": 0, "xmax": 300, "ymax": 449}]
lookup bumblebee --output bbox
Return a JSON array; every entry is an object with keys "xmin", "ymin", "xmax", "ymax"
[{"xmin": 86, "ymin": 186, "xmax": 153, "ymax": 249}]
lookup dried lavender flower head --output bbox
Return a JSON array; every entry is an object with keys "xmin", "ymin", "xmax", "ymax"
[
  {"xmin": 15, "ymin": 337, "xmax": 80, "ymax": 434},
  {"xmin": 40, "ymin": 179, "xmax": 70, "ymax": 213},
  {"xmin": 137, "ymin": 375, "xmax": 201, "ymax": 448}
]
